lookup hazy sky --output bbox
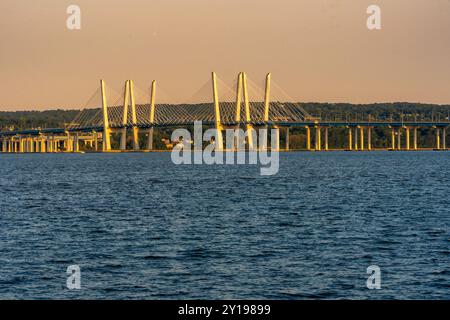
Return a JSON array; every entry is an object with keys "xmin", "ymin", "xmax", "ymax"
[{"xmin": 1, "ymin": 0, "xmax": 450, "ymax": 110}]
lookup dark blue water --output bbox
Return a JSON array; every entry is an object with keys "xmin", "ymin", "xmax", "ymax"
[{"xmin": 0, "ymin": 152, "xmax": 449, "ymax": 299}]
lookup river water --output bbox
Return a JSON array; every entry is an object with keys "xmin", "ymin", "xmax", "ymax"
[{"xmin": 0, "ymin": 151, "xmax": 449, "ymax": 299}]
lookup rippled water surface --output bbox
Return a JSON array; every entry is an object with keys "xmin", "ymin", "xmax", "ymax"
[{"xmin": 0, "ymin": 152, "xmax": 449, "ymax": 299}]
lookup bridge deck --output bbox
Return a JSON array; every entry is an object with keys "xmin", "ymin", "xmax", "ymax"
[{"xmin": 1, "ymin": 121, "xmax": 449, "ymax": 137}]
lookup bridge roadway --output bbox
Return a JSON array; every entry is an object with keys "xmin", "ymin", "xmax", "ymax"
[{"xmin": 1, "ymin": 121, "xmax": 449, "ymax": 137}]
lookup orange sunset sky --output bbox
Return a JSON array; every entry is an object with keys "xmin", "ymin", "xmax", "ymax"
[{"xmin": 1, "ymin": 0, "xmax": 450, "ymax": 110}]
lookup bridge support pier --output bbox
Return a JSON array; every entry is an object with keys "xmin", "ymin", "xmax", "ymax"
[
  {"xmin": 120, "ymin": 128, "xmax": 127, "ymax": 150},
  {"xmin": 324, "ymin": 127, "xmax": 329, "ymax": 151},
  {"xmin": 359, "ymin": 126, "xmax": 364, "ymax": 151},
  {"xmin": 47, "ymin": 135, "xmax": 53, "ymax": 153},
  {"xmin": 405, "ymin": 127, "xmax": 410, "ymax": 150},
  {"xmin": 443, "ymin": 127, "xmax": 447, "ymax": 150},
  {"xmin": 74, "ymin": 133, "xmax": 79, "ymax": 152},
  {"xmin": 285, "ymin": 127, "xmax": 290, "ymax": 151},
  {"xmin": 397, "ymin": 128, "xmax": 401, "ymax": 150},
  {"xmin": 306, "ymin": 126, "xmax": 311, "ymax": 150},
  {"xmin": 272, "ymin": 127, "xmax": 280, "ymax": 151},
  {"xmin": 66, "ymin": 132, "xmax": 72, "ymax": 152},
  {"xmin": 354, "ymin": 128, "xmax": 358, "ymax": 150},
  {"xmin": 414, "ymin": 127, "xmax": 418, "ymax": 150},
  {"xmin": 436, "ymin": 128, "xmax": 440, "ymax": 150},
  {"xmin": 24, "ymin": 137, "xmax": 28, "ymax": 153},
  {"xmin": 348, "ymin": 127, "xmax": 353, "ymax": 151},
  {"xmin": 390, "ymin": 128, "xmax": 395, "ymax": 150},
  {"xmin": 40, "ymin": 137, "xmax": 46, "ymax": 153},
  {"xmin": 93, "ymin": 131, "xmax": 98, "ymax": 152},
  {"xmin": 147, "ymin": 129, "xmax": 154, "ymax": 151},
  {"xmin": 315, "ymin": 126, "xmax": 321, "ymax": 151},
  {"xmin": 18, "ymin": 136, "xmax": 24, "ymax": 153},
  {"xmin": 367, "ymin": 127, "xmax": 372, "ymax": 150},
  {"xmin": 2, "ymin": 139, "xmax": 6, "ymax": 153}
]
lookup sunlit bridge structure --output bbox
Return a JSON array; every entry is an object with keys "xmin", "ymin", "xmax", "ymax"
[{"xmin": 0, "ymin": 72, "xmax": 449, "ymax": 153}]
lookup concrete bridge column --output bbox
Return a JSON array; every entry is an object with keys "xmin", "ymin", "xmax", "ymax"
[
  {"xmin": 27, "ymin": 137, "xmax": 32, "ymax": 152},
  {"xmin": 46, "ymin": 136, "xmax": 52, "ymax": 153},
  {"xmin": 51, "ymin": 135, "xmax": 55, "ymax": 152},
  {"xmin": 94, "ymin": 131, "xmax": 98, "ymax": 151},
  {"xmin": 354, "ymin": 128, "xmax": 358, "ymax": 151},
  {"xmin": 367, "ymin": 127, "xmax": 372, "ymax": 150},
  {"xmin": 272, "ymin": 127, "xmax": 280, "ymax": 151},
  {"xmin": 18, "ymin": 136, "xmax": 24, "ymax": 153},
  {"xmin": 66, "ymin": 132, "xmax": 72, "ymax": 152},
  {"xmin": 74, "ymin": 133, "xmax": 79, "ymax": 152},
  {"xmin": 397, "ymin": 128, "xmax": 402, "ymax": 150},
  {"xmin": 2, "ymin": 138, "xmax": 6, "ymax": 152},
  {"xmin": 436, "ymin": 128, "xmax": 441, "ymax": 150},
  {"xmin": 359, "ymin": 126, "xmax": 364, "ymax": 151},
  {"xmin": 23, "ymin": 137, "xmax": 27, "ymax": 153},
  {"xmin": 405, "ymin": 127, "xmax": 410, "ymax": 150},
  {"xmin": 40, "ymin": 137, "xmax": 46, "ymax": 153},
  {"xmin": 30, "ymin": 137, "xmax": 35, "ymax": 153},
  {"xmin": 147, "ymin": 128, "xmax": 154, "ymax": 151},
  {"xmin": 285, "ymin": 127, "xmax": 290, "ymax": 151},
  {"xmin": 348, "ymin": 127, "xmax": 353, "ymax": 151},
  {"xmin": 324, "ymin": 127, "xmax": 329, "ymax": 151},
  {"xmin": 414, "ymin": 127, "xmax": 418, "ymax": 150},
  {"xmin": 305, "ymin": 126, "xmax": 311, "ymax": 150},
  {"xmin": 315, "ymin": 126, "xmax": 321, "ymax": 151},
  {"xmin": 391, "ymin": 128, "xmax": 396, "ymax": 150}
]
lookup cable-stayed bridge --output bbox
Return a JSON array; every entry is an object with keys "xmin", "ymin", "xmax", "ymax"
[{"xmin": 0, "ymin": 72, "xmax": 449, "ymax": 153}]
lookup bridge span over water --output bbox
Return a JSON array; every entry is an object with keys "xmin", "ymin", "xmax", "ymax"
[{"xmin": 1, "ymin": 72, "xmax": 449, "ymax": 153}]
